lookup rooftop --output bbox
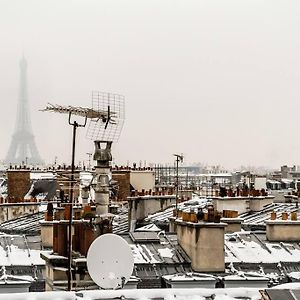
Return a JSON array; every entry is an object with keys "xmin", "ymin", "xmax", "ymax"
[
  {"xmin": 240, "ymin": 203, "xmax": 300, "ymax": 230},
  {"xmin": 0, "ymin": 212, "xmax": 44, "ymax": 235},
  {"xmin": 0, "ymin": 234, "xmax": 44, "ymax": 267},
  {"xmin": 0, "ymin": 287, "xmax": 263, "ymax": 300}
]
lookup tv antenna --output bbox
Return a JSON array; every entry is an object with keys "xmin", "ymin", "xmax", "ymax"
[
  {"xmin": 87, "ymin": 233, "xmax": 134, "ymax": 290},
  {"xmin": 42, "ymin": 91, "xmax": 125, "ymax": 142}
]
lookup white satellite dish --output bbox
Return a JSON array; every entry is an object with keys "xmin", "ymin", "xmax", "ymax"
[{"xmin": 87, "ymin": 233, "xmax": 134, "ymax": 290}]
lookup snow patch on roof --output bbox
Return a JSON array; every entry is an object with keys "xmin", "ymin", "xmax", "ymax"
[
  {"xmin": 135, "ymin": 224, "xmax": 161, "ymax": 232},
  {"xmin": 158, "ymin": 248, "xmax": 174, "ymax": 258},
  {"xmin": 130, "ymin": 244, "xmax": 160, "ymax": 264},
  {"xmin": 288, "ymin": 272, "xmax": 300, "ymax": 280},
  {"xmin": 225, "ymin": 233, "xmax": 300, "ymax": 264}
]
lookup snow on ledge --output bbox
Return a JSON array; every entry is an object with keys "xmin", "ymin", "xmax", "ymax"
[{"xmin": 0, "ymin": 288, "xmax": 263, "ymax": 300}]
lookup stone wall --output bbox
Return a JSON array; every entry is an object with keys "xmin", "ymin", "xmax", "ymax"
[
  {"xmin": 130, "ymin": 170, "xmax": 155, "ymax": 191},
  {"xmin": 266, "ymin": 220, "xmax": 300, "ymax": 241},
  {"xmin": 40, "ymin": 221, "xmax": 54, "ymax": 248},
  {"xmin": 176, "ymin": 220, "xmax": 226, "ymax": 272},
  {"xmin": 7, "ymin": 170, "xmax": 31, "ymax": 199},
  {"xmin": 250, "ymin": 197, "xmax": 274, "ymax": 212},
  {"xmin": 220, "ymin": 218, "xmax": 242, "ymax": 233},
  {"xmin": 112, "ymin": 170, "xmax": 131, "ymax": 201}
]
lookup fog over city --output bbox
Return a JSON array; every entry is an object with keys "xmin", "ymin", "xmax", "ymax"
[{"xmin": 0, "ymin": 0, "xmax": 300, "ymax": 169}]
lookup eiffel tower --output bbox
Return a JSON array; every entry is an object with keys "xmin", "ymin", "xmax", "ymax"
[{"xmin": 5, "ymin": 56, "xmax": 43, "ymax": 165}]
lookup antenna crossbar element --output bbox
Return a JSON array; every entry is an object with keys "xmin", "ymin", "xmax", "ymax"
[{"xmin": 41, "ymin": 103, "xmax": 116, "ymax": 123}]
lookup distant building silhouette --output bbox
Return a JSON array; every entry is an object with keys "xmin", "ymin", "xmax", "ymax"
[{"xmin": 5, "ymin": 56, "xmax": 43, "ymax": 165}]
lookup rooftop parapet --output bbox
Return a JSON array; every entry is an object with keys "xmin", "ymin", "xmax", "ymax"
[{"xmin": 266, "ymin": 214, "xmax": 300, "ymax": 241}]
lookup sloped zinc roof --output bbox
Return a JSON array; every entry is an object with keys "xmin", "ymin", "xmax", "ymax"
[{"xmin": 0, "ymin": 234, "xmax": 44, "ymax": 267}]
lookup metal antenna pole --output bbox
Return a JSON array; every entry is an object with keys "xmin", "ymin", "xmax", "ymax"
[
  {"xmin": 174, "ymin": 154, "xmax": 183, "ymax": 215},
  {"xmin": 176, "ymin": 158, "xmax": 179, "ymax": 211},
  {"xmin": 67, "ymin": 112, "xmax": 87, "ymax": 291}
]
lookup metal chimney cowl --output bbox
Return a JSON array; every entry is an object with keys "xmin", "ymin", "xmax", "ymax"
[{"xmin": 93, "ymin": 141, "xmax": 112, "ymax": 167}]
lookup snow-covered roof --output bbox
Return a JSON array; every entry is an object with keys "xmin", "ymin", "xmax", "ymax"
[
  {"xmin": 144, "ymin": 196, "xmax": 210, "ymax": 224},
  {"xmin": 0, "ymin": 234, "xmax": 45, "ymax": 267},
  {"xmin": 30, "ymin": 172, "xmax": 56, "ymax": 180},
  {"xmin": 121, "ymin": 232, "xmax": 191, "ymax": 266},
  {"xmin": 225, "ymin": 231, "xmax": 300, "ymax": 264},
  {"xmin": 240, "ymin": 203, "xmax": 300, "ymax": 228},
  {"xmin": 112, "ymin": 208, "xmax": 129, "ymax": 234},
  {"xmin": 163, "ymin": 273, "xmax": 216, "ymax": 282},
  {"xmin": 0, "ymin": 287, "xmax": 262, "ymax": 300},
  {"xmin": 163, "ymin": 272, "xmax": 269, "ymax": 283},
  {"xmin": 0, "ymin": 212, "xmax": 44, "ymax": 235},
  {"xmin": 135, "ymin": 223, "xmax": 161, "ymax": 232},
  {"xmin": 288, "ymin": 272, "xmax": 300, "ymax": 280},
  {"xmin": 266, "ymin": 180, "xmax": 281, "ymax": 184},
  {"xmin": 281, "ymin": 178, "xmax": 294, "ymax": 184}
]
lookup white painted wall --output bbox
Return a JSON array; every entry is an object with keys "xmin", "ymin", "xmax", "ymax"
[
  {"xmin": 130, "ymin": 170, "xmax": 155, "ymax": 191},
  {"xmin": 213, "ymin": 198, "xmax": 249, "ymax": 215}
]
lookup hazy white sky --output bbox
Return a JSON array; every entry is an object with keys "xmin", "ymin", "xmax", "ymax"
[{"xmin": 0, "ymin": 0, "xmax": 300, "ymax": 169}]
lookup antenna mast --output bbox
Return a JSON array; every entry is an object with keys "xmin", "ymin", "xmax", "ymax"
[{"xmin": 174, "ymin": 154, "xmax": 184, "ymax": 214}]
